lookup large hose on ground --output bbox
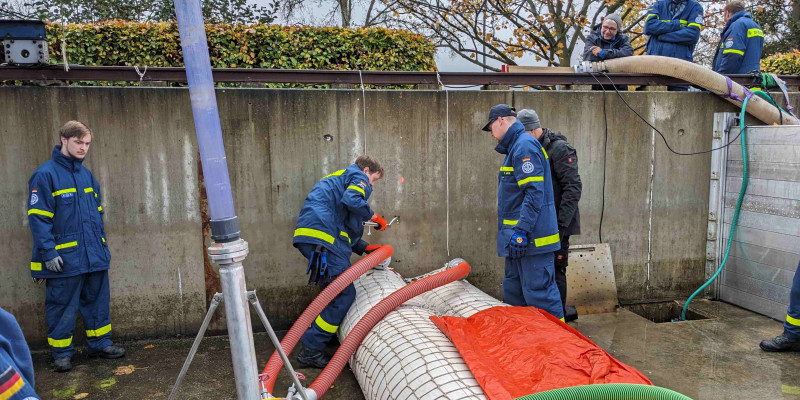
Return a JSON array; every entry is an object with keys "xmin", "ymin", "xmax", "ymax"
[
  {"xmin": 261, "ymin": 245, "xmax": 394, "ymax": 393},
  {"xmin": 582, "ymin": 55, "xmax": 799, "ymax": 126},
  {"xmin": 299, "ymin": 261, "xmax": 472, "ymax": 400},
  {"xmin": 513, "ymin": 383, "xmax": 692, "ymax": 400},
  {"xmin": 340, "ymin": 259, "xmax": 486, "ymax": 400}
]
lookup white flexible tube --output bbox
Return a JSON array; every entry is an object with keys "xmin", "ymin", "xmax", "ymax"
[
  {"xmin": 338, "ymin": 260, "xmax": 486, "ymax": 400},
  {"xmin": 584, "ymin": 55, "xmax": 799, "ymax": 126}
]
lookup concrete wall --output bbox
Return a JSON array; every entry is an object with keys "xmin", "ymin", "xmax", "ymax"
[{"xmin": 1, "ymin": 86, "xmax": 795, "ymax": 345}]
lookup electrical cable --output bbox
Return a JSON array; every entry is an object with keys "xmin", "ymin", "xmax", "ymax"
[{"xmin": 591, "ymin": 73, "xmax": 610, "ymax": 244}]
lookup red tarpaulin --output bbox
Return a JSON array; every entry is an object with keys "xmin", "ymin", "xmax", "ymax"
[{"xmin": 430, "ymin": 306, "xmax": 652, "ymax": 400}]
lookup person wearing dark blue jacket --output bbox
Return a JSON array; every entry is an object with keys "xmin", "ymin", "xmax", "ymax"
[
  {"xmin": 0, "ymin": 308, "xmax": 40, "ymax": 399},
  {"xmin": 27, "ymin": 121, "xmax": 124, "ymax": 372},
  {"xmin": 712, "ymin": 1, "xmax": 763, "ymax": 75},
  {"xmin": 292, "ymin": 155, "xmax": 386, "ymax": 368},
  {"xmin": 482, "ymin": 105, "xmax": 564, "ymax": 320},
  {"xmin": 583, "ymin": 13, "xmax": 634, "ymax": 62},
  {"xmin": 644, "ymin": 0, "xmax": 704, "ymax": 91}
]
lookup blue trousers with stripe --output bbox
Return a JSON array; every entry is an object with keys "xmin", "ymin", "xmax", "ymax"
[
  {"xmin": 45, "ymin": 271, "xmax": 113, "ymax": 359},
  {"xmin": 503, "ymin": 252, "xmax": 564, "ymax": 319},
  {"xmin": 784, "ymin": 261, "xmax": 800, "ymax": 338},
  {"xmin": 296, "ymin": 244, "xmax": 356, "ymax": 351}
]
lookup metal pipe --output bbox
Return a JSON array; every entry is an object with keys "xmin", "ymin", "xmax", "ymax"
[
  {"xmin": 173, "ymin": 0, "xmax": 238, "ymax": 241},
  {"xmin": 168, "ymin": 293, "xmax": 224, "ymax": 400},
  {"xmin": 248, "ymin": 292, "xmax": 309, "ymax": 400},
  {"xmin": 219, "ymin": 261, "xmax": 260, "ymax": 399}
]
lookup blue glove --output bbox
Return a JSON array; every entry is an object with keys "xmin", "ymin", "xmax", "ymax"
[{"xmin": 508, "ymin": 229, "xmax": 528, "ymax": 259}]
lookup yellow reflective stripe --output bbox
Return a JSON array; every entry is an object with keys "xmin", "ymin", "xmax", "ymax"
[
  {"xmin": 293, "ymin": 228, "xmax": 335, "ymax": 244},
  {"xmin": 340, "ymin": 231, "xmax": 351, "ymax": 244},
  {"xmin": 347, "ymin": 185, "xmax": 365, "ymax": 196},
  {"xmin": 30, "ymin": 262, "xmax": 42, "ymax": 271},
  {"xmin": 86, "ymin": 323, "xmax": 112, "ymax": 337},
  {"xmin": 323, "ymin": 169, "xmax": 346, "ymax": 179},
  {"xmin": 500, "ymin": 166, "xmax": 514, "ymax": 172},
  {"xmin": 48, "ymin": 336, "xmax": 73, "ymax": 348},
  {"xmin": 518, "ymin": 176, "xmax": 544, "ymax": 186},
  {"xmin": 560, "ymin": 317, "xmax": 565, "ymax": 322},
  {"xmin": 661, "ymin": 19, "xmax": 671, "ymax": 22},
  {"xmin": 645, "ymin": 13, "xmax": 657, "ymax": 20},
  {"xmin": 534, "ymin": 233, "xmax": 560, "ymax": 247},
  {"xmin": 102, "ymin": 237, "xmax": 106, "ymax": 243},
  {"xmin": 723, "ymin": 49, "xmax": 744, "ymax": 56},
  {"xmin": 84, "ymin": 187, "xmax": 94, "ymax": 193},
  {"xmin": 688, "ymin": 23, "xmax": 701, "ymax": 29},
  {"xmin": 679, "ymin": 19, "xmax": 687, "ymax": 24},
  {"xmin": 55, "ymin": 241, "xmax": 78, "ymax": 250},
  {"xmin": 542, "ymin": 148, "xmax": 548, "ymax": 159},
  {"xmin": 786, "ymin": 314, "xmax": 800, "ymax": 327},
  {"xmin": 747, "ymin": 28, "xmax": 764, "ymax": 38},
  {"xmin": 52, "ymin": 188, "xmax": 77, "ymax": 196},
  {"xmin": 314, "ymin": 315, "xmax": 338, "ymax": 333},
  {"xmin": 27, "ymin": 208, "xmax": 54, "ymax": 218},
  {"xmin": 97, "ymin": 206, "xmax": 103, "ymax": 212},
  {"xmin": 783, "ymin": 385, "xmax": 800, "ymax": 395},
  {"xmin": 502, "ymin": 219, "xmax": 518, "ymax": 225}
]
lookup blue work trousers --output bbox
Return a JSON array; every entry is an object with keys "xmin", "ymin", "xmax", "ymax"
[
  {"xmin": 45, "ymin": 271, "xmax": 113, "ymax": 359},
  {"xmin": 504, "ymin": 252, "xmax": 564, "ymax": 319},
  {"xmin": 784, "ymin": 261, "xmax": 800, "ymax": 338},
  {"xmin": 296, "ymin": 244, "xmax": 356, "ymax": 351}
]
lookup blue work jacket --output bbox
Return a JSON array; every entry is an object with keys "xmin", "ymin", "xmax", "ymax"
[
  {"xmin": 495, "ymin": 122, "xmax": 561, "ymax": 257},
  {"xmin": 293, "ymin": 164, "xmax": 374, "ymax": 262},
  {"xmin": 0, "ymin": 308, "xmax": 40, "ymax": 399},
  {"xmin": 712, "ymin": 11, "xmax": 763, "ymax": 74},
  {"xmin": 644, "ymin": 0, "xmax": 704, "ymax": 62},
  {"xmin": 27, "ymin": 146, "xmax": 110, "ymax": 279}
]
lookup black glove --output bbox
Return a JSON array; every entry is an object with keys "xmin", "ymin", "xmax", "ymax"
[{"xmin": 45, "ymin": 256, "xmax": 63, "ymax": 273}]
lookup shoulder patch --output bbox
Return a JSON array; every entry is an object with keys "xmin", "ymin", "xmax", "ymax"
[
  {"xmin": 30, "ymin": 193, "xmax": 38, "ymax": 206},
  {"xmin": 726, "ymin": 38, "xmax": 734, "ymax": 48},
  {"xmin": 358, "ymin": 181, "xmax": 366, "ymax": 188},
  {"xmin": 522, "ymin": 157, "xmax": 531, "ymax": 162},
  {"xmin": 521, "ymin": 162, "xmax": 535, "ymax": 174},
  {"xmin": 694, "ymin": 15, "xmax": 703, "ymax": 24}
]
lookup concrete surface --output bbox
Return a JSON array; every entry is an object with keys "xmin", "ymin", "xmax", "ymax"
[
  {"xmin": 30, "ymin": 300, "xmax": 800, "ymax": 400},
  {"xmin": 2, "ymin": 87, "xmax": 799, "ymax": 343}
]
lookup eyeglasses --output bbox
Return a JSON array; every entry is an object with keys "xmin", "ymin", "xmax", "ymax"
[{"xmin": 488, "ymin": 117, "xmax": 500, "ymax": 130}]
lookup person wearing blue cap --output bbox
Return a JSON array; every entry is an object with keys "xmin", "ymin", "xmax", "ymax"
[{"xmin": 483, "ymin": 104, "xmax": 564, "ymax": 320}]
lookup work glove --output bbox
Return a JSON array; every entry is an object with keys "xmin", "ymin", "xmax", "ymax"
[
  {"xmin": 371, "ymin": 213, "xmax": 387, "ymax": 231},
  {"xmin": 45, "ymin": 256, "xmax": 63, "ymax": 273},
  {"xmin": 364, "ymin": 244, "xmax": 382, "ymax": 254},
  {"xmin": 507, "ymin": 230, "xmax": 528, "ymax": 259}
]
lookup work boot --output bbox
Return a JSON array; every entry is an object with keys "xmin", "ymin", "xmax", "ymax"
[
  {"xmin": 89, "ymin": 345, "xmax": 126, "ymax": 359},
  {"xmin": 564, "ymin": 306, "xmax": 578, "ymax": 322},
  {"xmin": 760, "ymin": 334, "xmax": 800, "ymax": 352},
  {"xmin": 53, "ymin": 356, "xmax": 72, "ymax": 372},
  {"xmin": 297, "ymin": 347, "xmax": 330, "ymax": 369}
]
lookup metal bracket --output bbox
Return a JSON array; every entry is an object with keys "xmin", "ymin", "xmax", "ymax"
[{"xmin": 208, "ymin": 238, "xmax": 249, "ymax": 267}]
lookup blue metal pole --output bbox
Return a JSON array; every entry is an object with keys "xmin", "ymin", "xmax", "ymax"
[{"xmin": 174, "ymin": 0, "xmax": 239, "ymax": 241}]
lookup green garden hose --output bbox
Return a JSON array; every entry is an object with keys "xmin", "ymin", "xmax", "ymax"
[{"xmin": 513, "ymin": 383, "xmax": 693, "ymax": 400}]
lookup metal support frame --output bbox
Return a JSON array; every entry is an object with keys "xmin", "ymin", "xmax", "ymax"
[{"xmin": 706, "ymin": 112, "xmax": 734, "ymax": 298}]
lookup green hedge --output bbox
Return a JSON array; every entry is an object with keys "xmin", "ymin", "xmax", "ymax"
[
  {"xmin": 43, "ymin": 21, "xmax": 435, "ymax": 85},
  {"xmin": 761, "ymin": 49, "xmax": 800, "ymax": 75}
]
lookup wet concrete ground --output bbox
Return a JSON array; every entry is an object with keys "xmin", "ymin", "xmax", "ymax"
[{"xmin": 31, "ymin": 300, "xmax": 800, "ymax": 400}]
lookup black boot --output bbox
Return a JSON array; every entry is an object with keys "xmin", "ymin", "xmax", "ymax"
[
  {"xmin": 564, "ymin": 306, "xmax": 578, "ymax": 322},
  {"xmin": 297, "ymin": 346, "xmax": 330, "ymax": 369},
  {"xmin": 53, "ymin": 356, "xmax": 72, "ymax": 372},
  {"xmin": 760, "ymin": 334, "xmax": 800, "ymax": 352},
  {"xmin": 89, "ymin": 345, "xmax": 125, "ymax": 359}
]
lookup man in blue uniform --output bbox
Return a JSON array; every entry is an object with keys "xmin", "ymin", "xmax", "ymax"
[
  {"xmin": 761, "ymin": 261, "xmax": 800, "ymax": 352},
  {"xmin": 27, "ymin": 121, "xmax": 124, "ymax": 372},
  {"xmin": 292, "ymin": 155, "xmax": 386, "ymax": 368},
  {"xmin": 0, "ymin": 307, "xmax": 40, "ymax": 399},
  {"xmin": 482, "ymin": 105, "xmax": 564, "ymax": 320},
  {"xmin": 712, "ymin": 1, "xmax": 763, "ymax": 75},
  {"xmin": 643, "ymin": 0, "xmax": 704, "ymax": 91}
]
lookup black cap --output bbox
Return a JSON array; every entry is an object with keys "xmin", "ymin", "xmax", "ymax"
[{"xmin": 482, "ymin": 104, "xmax": 517, "ymax": 131}]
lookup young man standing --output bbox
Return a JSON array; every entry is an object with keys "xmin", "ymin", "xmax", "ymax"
[
  {"xmin": 482, "ymin": 105, "xmax": 564, "ymax": 320},
  {"xmin": 712, "ymin": 1, "xmax": 764, "ymax": 75},
  {"xmin": 292, "ymin": 155, "xmax": 387, "ymax": 368},
  {"xmin": 27, "ymin": 121, "xmax": 124, "ymax": 372}
]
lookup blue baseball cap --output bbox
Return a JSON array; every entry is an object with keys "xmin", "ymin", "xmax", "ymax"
[{"xmin": 482, "ymin": 104, "xmax": 517, "ymax": 131}]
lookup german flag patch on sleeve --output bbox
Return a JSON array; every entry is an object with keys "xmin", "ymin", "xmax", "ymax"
[{"xmin": 0, "ymin": 366, "xmax": 25, "ymax": 400}]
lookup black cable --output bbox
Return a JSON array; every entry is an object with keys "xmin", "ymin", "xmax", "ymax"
[
  {"xmin": 590, "ymin": 73, "xmax": 610, "ymax": 244},
  {"xmin": 595, "ymin": 71, "xmax": 743, "ymax": 155}
]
